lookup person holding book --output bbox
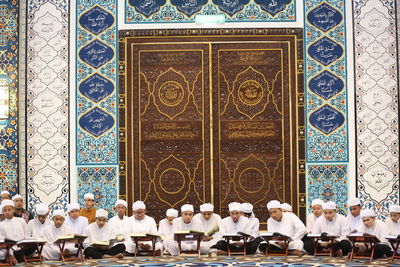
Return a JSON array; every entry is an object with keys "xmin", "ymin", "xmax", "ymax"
[
  {"xmin": 386, "ymin": 204, "xmax": 400, "ymax": 236},
  {"xmin": 312, "ymin": 201, "xmax": 352, "ymax": 257},
  {"xmin": 80, "ymin": 193, "xmax": 97, "ymax": 224},
  {"xmin": 240, "ymin": 203, "xmax": 259, "ymax": 238},
  {"xmin": 259, "ymin": 200, "xmax": 306, "ymax": 256},
  {"xmin": 42, "ymin": 209, "xmax": 75, "ymax": 260},
  {"xmin": 83, "ymin": 209, "xmax": 125, "ymax": 259},
  {"xmin": 64, "ymin": 202, "xmax": 89, "ymax": 235},
  {"xmin": 127, "ymin": 200, "xmax": 162, "ymax": 255},
  {"xmin": 306, "ymin": 199, "xmax": 324, "ymax": 234},
  {"xmin": 0, "ymin": 191, "xmax": 11, "ymax": 201},
  {"xmin": 28, "ymin": 203, "xmax": 51, "ymax": 238},
  {"xmin": 280, "ymin": 203, "xmax": 293, "ymax": 213},
  {"xmin": 109, "ymin": 199, "xmax": 130, "ymax": 251},
  {"xmin": 346, "ymin": 198, "xmax": 363, "ymax": 232},
  {"xmin": 193, "ymin": 203, "xmax": 221, "ymax": 247},
  {"xmin": 163, "ymin": 204, "xmax": 209, "ymax": 256},
  {"xmin": 12, "ymin": 194, "xmax": 33, "ymax": 223},
  {"xmin": 158, "ymin": 208, "xmax": 178, "ymax": 241}
]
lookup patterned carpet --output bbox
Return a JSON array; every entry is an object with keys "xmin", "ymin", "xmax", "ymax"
[{"xmin": 19, "ymin": 255, "xmax": 400, "ymax": 267}]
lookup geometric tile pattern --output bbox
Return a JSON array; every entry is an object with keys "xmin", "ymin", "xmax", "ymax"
[
  {"xmin": 0, "ymin": 0, "xmax": 19, "ymax": 195},
  {"xmin": 26, "ymin": 1, "xmax": 70, "ymax": 211},
  {"xmin": 353, "ymin": 0, "xmax": 399, "ymax": 219},
  {"xmin": 125, "ymin": 0, "xmax": 295, "ymax": 23}
]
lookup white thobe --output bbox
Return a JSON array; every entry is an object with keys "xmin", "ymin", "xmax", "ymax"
[
  {"xmin": 42, "ymin": 224, "xmax": 75, "ymax": 260},
  {"xmin": 247, "ymin": 216, "xmax": 260, "ymax": 238},
  {"xmin": 163, "ymin": 217, "xmax": 209, "ymax": 256},
  {"xmin": 306, "ymin": 213, "xmax": 321, "ymax": 233},
  {"xmin": 127, "ymin": 215, "xmax": 162, "ymax": 253},
  {"xmin": 358, "ymin": 220, "xmax": 389, "ymax": 245},
  {"xmin": 0, "ymin": 232, "xmax": 5, "ymax": 260},
  {"xmin": 267, "ymin": 212, "xmax": 307, "ymax": 251},
  {"xmin": 109, "ymin": 215, "xmax": 131, "ymax": 250},
  {"xmin": 193, "ymin": 213, "xmax": 222, "ymax": 246},
  {"xmin": 312, "ymin": 214, "xmax": 350, "ymax": 241},
  {"xmin": 218, "ymin": 216, "xmax": 250, "ymax": 239},
  {"xmin": 385, "ymin": 219, "xmax": 400, "ymax": 236},
  {"xmin": 64, "ymin": 216, "xmax": 89, "ymax": 235},
  {"xmin": 27, "ymin": 218, "xmax": 52, "ymax": 238},
  {"xmin": 0, "ymin": 217, "xmax": 28, "ymax": 254},
  {"xmin": 346, "ymin": 214, "xmax": 363, "ymax": 232},
  {"xmin": 83, "ymin": 222, "xmax": 116, "ymax": 249},
  {"xmin": 158, "ymin": 219, "xmax": 174, "ymax": 241}
]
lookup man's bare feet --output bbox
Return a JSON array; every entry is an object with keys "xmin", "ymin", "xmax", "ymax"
[
  {"xmin": 216, "ymin": 250, "xmax": 227, "ymax": 255},
  {"xmin": 115, "ymin": 253, "xmax": 124, "ymax": 259},
  {"xmin": 290, "ymin": 250, "xmax": 304, "ymax": 256},
  {"xmin": 335, "ymin": 249, "xmax": 343, "ymax": 257}
]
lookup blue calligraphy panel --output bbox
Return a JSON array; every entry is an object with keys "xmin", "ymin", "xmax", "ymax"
[
  {"xmin": 254, "ymin": 0, "xmax": 292, "ymax": 17},
  {"xmin": 79, "ymin": 39, "xmax": 114, "ymax": 69},
  {"xmin": 309, "ymin": 104, "xmax": 345, "ymax": 135},
  {"xmin": 309, "ymin": 70, "xmax": 344, "ymax": 100},
  {"xmin": 212, "ymin": 0, "xmax": 250, "ymax": 16},
  {"xmin": 79, "ymin": 73, "xmax": 114, "ymax": 103},
  {"xmin": 128, "ymin": 0, "xmax": 167, "ymax": 17},
  {"xmin": 170, "ymin": 0, "xmax": 208, "ymax": 17},
  {"xmin": 307, "ymin": 2, "xmax": 342, "ymax": 32},
  {"xmin": 79, "ymin": 107, "xmax": 115, "ymax": 137},
  {"xmin": 79, "ymin": 5, "xmax": 115, "ymax": 35},
  {"xmin": 308, "ymin": 36, "xmax": 343, "ymax": 66}
]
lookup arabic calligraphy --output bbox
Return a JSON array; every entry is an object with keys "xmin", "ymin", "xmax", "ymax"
[
  {"xmin": 79, "ymin": 5, "xmax": 114, "ymax": 35},
  {"xmin": 222, "ymin": 121, "xmax": 276, "ymax": 139},
  {"xmin": 254, "ymin": 0, "xmax": 292, "ymax": 17},
  {"xmin": 212, "ymin": 0, "xmax": 249, "ymax": 16},
  {"xmin": 309, "ymin": 105, "xmax": 344, "ymax": 135},
  {"xmin": 79, "ymin": 73, "xmax": 114, "ymax": 103},
  {"xmin": 309, "ymin": 70, "xmax": 344, "ymax": 100},
  {"xmin": 308, "ymin": 36, "xmax": 343, "ymax": 66},
  {"xmin": 79, "ymin": 107, "xmax": 115, "ymax": 137},
  {"xmin": 129, "ymin": 0, "xmax": 167, "ymax": 17},
  {"xmin": 79, "ymin": 39, "xmax": 114, "ymax": 69},
  {"xmin": 170, "ymin": 0, "xmax": 207, "ymax": 17},
  {"xmin": 307, "ymin": 2, "xmax": 342, "ymax": 32}
]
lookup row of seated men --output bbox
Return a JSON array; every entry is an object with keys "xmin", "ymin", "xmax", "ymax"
[{"xmin": 0, "ymin": 190, "xmax": 399, "ymax": 263}]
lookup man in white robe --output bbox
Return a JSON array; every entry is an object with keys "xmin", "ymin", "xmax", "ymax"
[
  {"xmin": 346, "ymin": 198, "xmax": 363, "ymax": 232},
  {"xmin": 386, "ymin": 204, "xmax": 400, "ymax": 236},
  {"xmin": 163, "ymin": 204, "xmax": 209, "ymax": 256},
  {"xmin": 109, "ymin": 199, "xmax": 130, "ymax": 250},
  {"xmin": 259, "ymin": 200, "xmax": 306, "ymax": 255},
  {"xmin": 42, "ymin": 210, "xmax": 75, "ymax": 260},
  {"xmin": 306, "ymin": 199, "xmax": 324, "ymax": 233},
  {"xmin": 193, "ymin": 203, "xmax": 221, "ymax": 247},
  {"xmin": 28, "ymin": 203, "xmax": 52, "ymax": 238},
  {"xmin": 64, "ymin": 202, "xmax": 89, "ymax": 235},
  {"xmin": 280, "ymin": 203, "xmax": 293, "ymax": 213},
  {"xmin": 240, "ymin": 203, "xmax": 259, "ymax": 238},
  {"xmin": 83, "ymin": 209, "xmax": 125, "ymax": 259},
  {"xmin": 312, "ymin": 201, "xmax": 352, "ymax": 257},
  {"xmin": 127, "ymin": 201, "xmax": 162, "ymax": 255},
  {"xmin": 158, "ymin": 208, "xmax": 178, "ymax": 241},
  {"xmin": 0, "ymin": 191, "xmax": 11, "ymax": 201}
]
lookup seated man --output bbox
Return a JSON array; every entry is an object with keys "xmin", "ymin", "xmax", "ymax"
[
  {"xmin": 42, "ymin": 210, "xmax": 75, "ymax": 260},
  {"xmin": 109, "ymin": 199, "xmax": 130, "ymax": 250},
  {"xmin": 280, "ymin": 203, "xmax": 293, "ymax": 213},
  {"xmin": 312, "ymin": 201, "xmax": 352, "ymax": 257},
  {"xmin": 0, "ymin": 204, "xmax": 4, "ymax": 221},
  {"xmin": 355, "ymin": 209, "xmax": 392, "ymax": 259},
  {"xmin": 193, "ymin": 203, "xmax": 221, "ymax": 247},
  {"xmin": 240, "ymin": 203, "xmax": 259, "ymax": 238},
  {"xmin": 386, "ymin": 204, "xmax": 400, "ymax": 235},
  {"xmin": 163, "ymin": 204, "xmax": 209, "ymax": 256},
  {"xmin": 64, "ymin": 202, "xmax": 89, "ymax": 235},
  {"xmin": 214, "ymin": 202, "xmax": 261, "ymax": 255},
  {"xmin": 83, "ymin": 209, "xmax": 125, "ymax": 259},
  {"xmin": 80, "ymin": 193, "xmax": 97, "ymax": 224},
  {"xmin": 127, "ymin": 201, "xmax": 162, "ymax": 255},
  {"xmin": 12, "ymin": 195, "xmax": 33, "ymax": 223},
  {"xmin": 28, "ymin": 203, "xmax": 52, "ymax": 238},
  {"xmin": 259, "ymin": 200, "xmax": 306, "ymax": 256},
  {"xmin": 158, "ymin": 208, "xmax": 178, "ymax": 241},
  {"xmin": 306, "ymin": 199, "xmax": 324, "ymax": 233},
  {"xmin": 0, "ymin": 191, "xmax": 11, "ymax": 201},
  {"xmin": 346, "ymin": 198, "xmax": 363, "ymax": 232}
]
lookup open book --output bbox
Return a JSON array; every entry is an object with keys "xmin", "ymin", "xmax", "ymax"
[
  {"xmin": 174, "ymin": 230, "xmax": 204, "ymax": 235},
  {"xmin": 55, "ymin": 234, "xmax": 88, "ymax": 243},
  {"xmin": 90, "ymin": 237, "xmax": 120, "ymax": 250},
  {"xmin": 223, "ymin": 232, "xmax": 251, "ymax": 237},
  {"xmin": 130, "ymin": 233, "xmax": 160, "ymax": 238},
  {"xmin": 205, "ymin": 225, "xmax": 219, "ymax": 237},
  {"xmin": 17, "ymin": 237, "xmax": 46, "ymax": 244}
]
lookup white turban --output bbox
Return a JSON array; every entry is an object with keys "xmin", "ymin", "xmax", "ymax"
[
  {"xmin": 1, "ymin": 200, "xmax": 14, "ymax": 208},
  {"xmin": 84, "ymin": 193, "xmax": 95, "ymax": 200},
  {"xmin": 132, "ymin": 201, "xmax": 146, "ymax": 211},
  {"xmin": 181, "ymin": 204, "xmax": 194, "ymax": 213},
  {"xmin": 228, "ymin": 202, "xmax": 242, "ymax": 212},
  {"xmin": 1, "ymin": 190, "xmax": 10, "ymax": 196},
  {"xmin": 36, "ymin": 203, "xmax": 49, "ymax": 216},
  {"xmin": 66, "ymin": 202, "xmax": 81, "ymax": 213},
  {"xmin": 115, "ymin": 199, "xmax": 128, "ymax": 208},
  {"xmin": 96, "ymin": 209, "xmax": 108, "ymax": 218},
  {"xmin": 52, "ymin": 210, "xmax": 66, "ymax": 218},
  {"xmin": 166, "ymin": 208, "xmax": 178, "ymax": 217},
  {"xmin": 241, "ymin": 203, "xmax": 253, "ymax": 213},
  {"xmin": 281, "ymin": 203, "xmax": 292, "ymax": 212},
  {"xmin": 361, "ymin": 209, "xmax": 375, "ymax": 219},
  {"xmin": 267, "ymin": 200, "xmax": 281, "ymax": 210},
  {"xmin": 12, "ymin": 194, "xmax": 22, "ymax": 201},
  {"xmin": 322, "ymin": 201, "xmax": 336, "ymax": 210},
  {"xmin": 389, "ymin": 205, "xmax": 400, "ymax": 214},
  {"xmin": 311, "ymin": 199, "xmax": 324, "ymax": 207},
  {"xmin": 200, "ymin": 203, "xmax": 214, "ymax": 212},
  {"xmin": 347, "ymin": 198, "xmax": 361, "ymax": 207}
]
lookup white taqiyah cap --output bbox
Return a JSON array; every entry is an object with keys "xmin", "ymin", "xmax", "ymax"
[
  {"xmin": 228, "ymin": 202, "xmax": 242, "ymax": 212},
  {"xmin": 389, "ymin": 205, "xmax": 400, "ymax": 213},
  {"xmin": 312, "ymin": 199, "xmax": 324, "ymax": 207},
  {"xmin": 361, "ymin": 209, "xmax": 375, "ymax": 219},
  {"xmin": 181, "ymin": 204, "xmax": 194, "ymax": 213},
  {"xmin": 36, "ymin": 203, "xmax": 49, "ymax": 216},
  {"xmin": 1, "ymin": 200, "xmax": 14, "ymax": 208},
  {"xmin": 84, "ymin": 193, "xmax": 95, "ymax": 200},
  {"xmin": 132, "ymin": 201, "xmax": 146, "ymax": 211},
  {"xmin": 66, "ymin": 202, "xmax": 81, "ymax": 213},
  {"xmin": 52, "ymin": 209, "xmax": 66, "ymax": 218},
  {"xmin": 115, "ymin": 199, "xmax": 128, "ymax": 208},
  {"xmin": 267, "ymin": 200, "xmax": 281, "ymax": 210},
  {"xmin": 241, "ymin": 203, "xmax": 253, "ymax": 213},
  {"xmin": 12, "ymin": 194, "xmax": 22, "ymax": 201},
  {"xmin": 1, "ymin": 190, "xmax": 10, "ymax": 196},
  {"xmin": 322, "ymin": 201, "xmax": 336, "ymax": 210},
  {"xmin": 200, "ymin": 203, "xmax": 214, "ymax": 212},
  {"xmin": 96, "ymin": 209, "xmax": 108, "ymax": 218},
  {"xmin": 166, "ymin": 208, "xmax": 178, "ymax": 217},
  {"xmin": 347, "ymin": 198, "xmax": 361, "ymax": 207},
  {"xmin": 280, "ymin": 203, "xmax": 292, "ymax": 212}
]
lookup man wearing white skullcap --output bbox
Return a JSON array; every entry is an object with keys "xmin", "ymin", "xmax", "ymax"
[
  {"xmin": 260, "ymin": 200, "xmax": 307, "ymax": 256},
  {"xmin": 127, "ymin": 200, "xmax": 162, "ymax": 255},
  {"xmin": 0, "ymin": 190, "xmax": 11, "ymax": 201},
  {"xmin": 12, "ymin": 194, "xmax": 33, "ymax": 223},
  {"xmin": 240, "ymin": 203, "xmax": 259, "ymax": 238},
  {"xmin": 312, "ymin": 201, "xmax": 352, "ymax": 256},
  {"xmin": 346, "ymin": 198, "xmax": 363, "ymax": 232},
  {"xmin": 386, "ymin": 204, "xmax": 400, "ymax": 237},
  {"xmin": 109, "ymin": 199, "xmax": 130, "ymax": 250},
  {"xmin": 158, "ymin": 208, "xmax": 179, "ymax": 242},
  {"xmin": 193, "ymin": 203, "xmax": 222, "ymax": 247},
  {"xmin": 356, "ymin": 210, "xmax": 392, "ymax": 258},
  {"xmin": 280, "ymin": 203, "xmax": 293, "ymax": 213},
  {"xmin": 81, "ymin": 193, "xmax": 97, "ymax": 224},
  {"xmin": 28, "ymin": 203, "xmax": 51, "ymax": 238},
  {"xmin": 64, "ymin": 202, "xmax": 89, "ymax": 235},
  {"xmin": 164, "ymin": 204, "xmax": 209, "ymax": 256},
  {"xmin": 83, "ymin": 209, "xmax": 125, "ymax": 259},
  {"xmin": 306, "ymin": 199, "xmax": 324, "ymax": 234},
  {"xmin": 42, "ymin": 210, "xmax": 75, "ymax": 260}
]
